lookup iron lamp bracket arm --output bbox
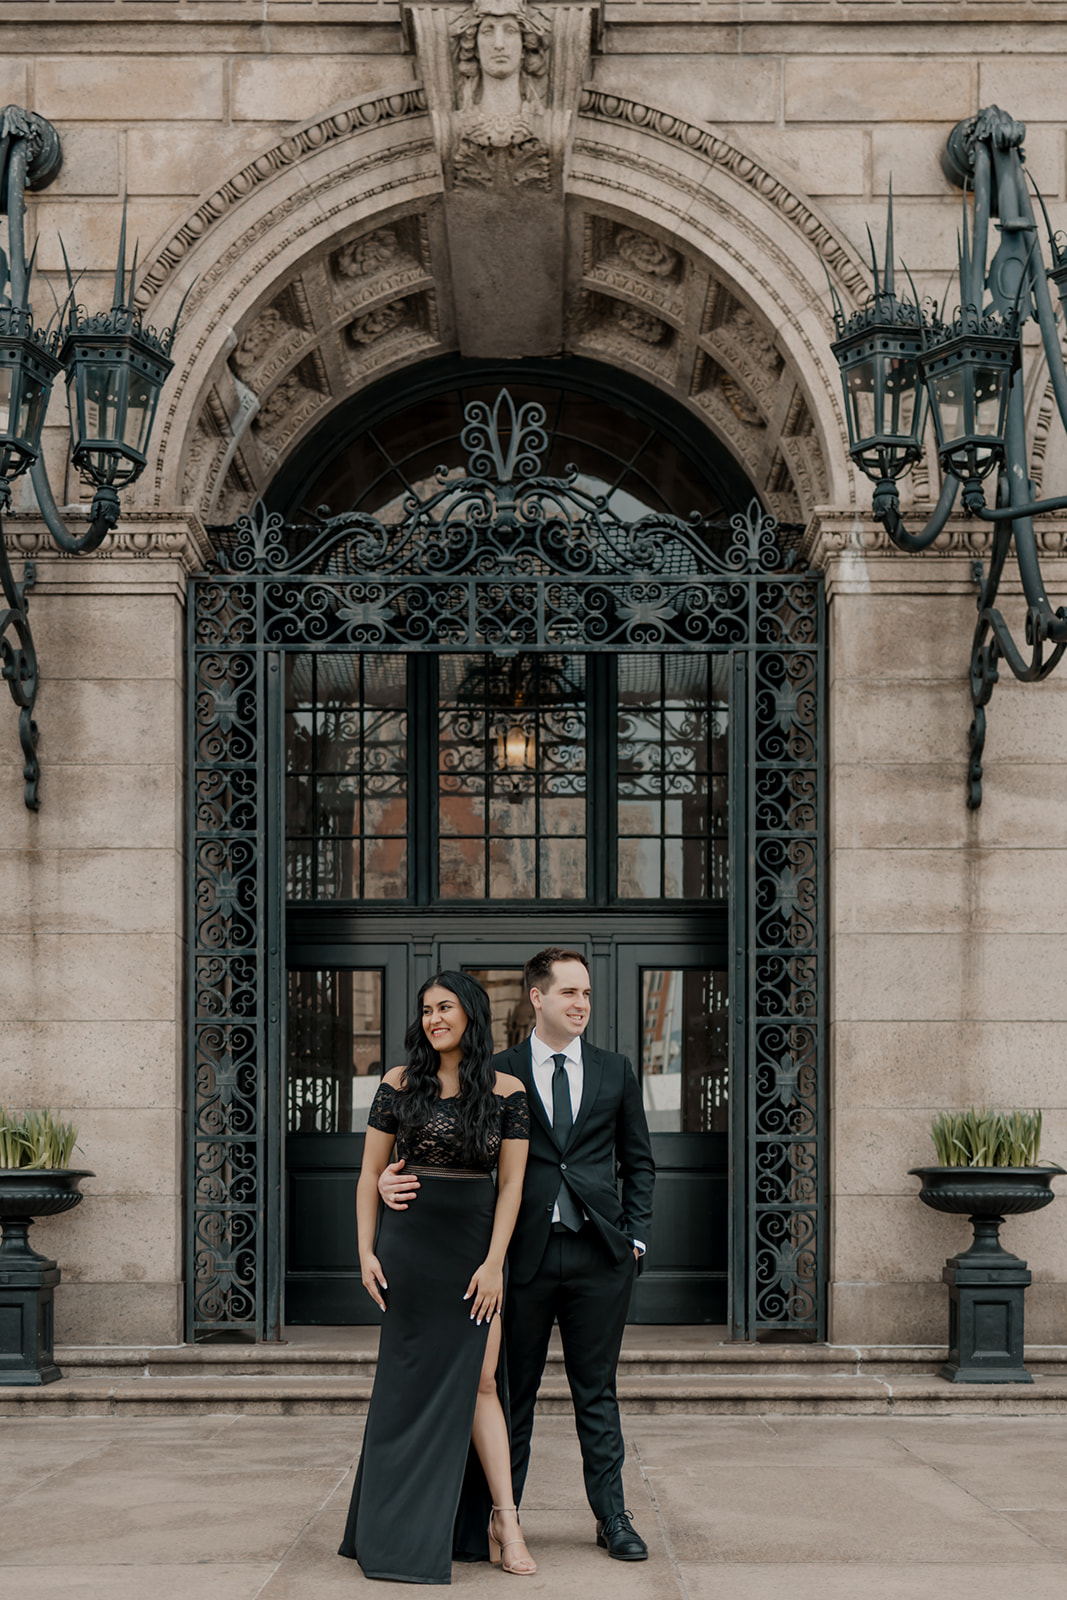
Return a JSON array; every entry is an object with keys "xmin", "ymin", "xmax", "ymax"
[
  {"xmin": 0, "ymin": 498, "xmax": 41, "ymax": 809},
  {"xmin": 872, "ymin": 472, "xmax": 961, "ymax": 552},
  {"xmin": 969, "ymin": 494, "xmax": 1067, "ymax": 522},
  {"xmin": 1015, "ymin": 176, "xmax": 1067, "ymax": 440},
  {"xmin": 978, "ymin": 603, "xmax": 1067, "ymax": 683},
  {"xmin": 28, "ymin": 457, "xmax": 120, "ymax": 555},
  {"xmin": 970, "ymin": 509, "xmax": 1067, "ymax": 647}
]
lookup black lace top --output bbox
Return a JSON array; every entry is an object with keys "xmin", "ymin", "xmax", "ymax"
[{"xmin": 367, "ymin": 1082, "xmax": 530, "ymax": 1170}]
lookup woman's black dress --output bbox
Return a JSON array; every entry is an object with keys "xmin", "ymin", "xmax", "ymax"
[{"xmin": 338, "ymin": 1082, "xmax": 529, "ymax": 1585}]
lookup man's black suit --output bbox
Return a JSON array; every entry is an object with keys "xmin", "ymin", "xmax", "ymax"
[{"xmin": 493, "ymin": 1038, "xmax": 655, "ymax": 1520}]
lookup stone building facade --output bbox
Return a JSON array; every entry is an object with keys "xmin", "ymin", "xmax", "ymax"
[{"xmin": 3, "ymin": 0, "xmax": 1067, "ymax": 1351}]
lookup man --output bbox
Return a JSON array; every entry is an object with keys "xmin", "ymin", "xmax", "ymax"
[{"xmin": 378, "ymin": 947, "xmax": 655, "ymax": 1560}]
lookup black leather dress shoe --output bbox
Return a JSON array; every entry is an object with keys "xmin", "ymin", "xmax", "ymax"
[{"xmin": 595, "ymin": 1511, "xmax": 648, "ymax": 1561}]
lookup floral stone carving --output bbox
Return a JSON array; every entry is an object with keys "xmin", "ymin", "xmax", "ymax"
[
  {"xmin": 348, "ymin": 300, "xmax": 410, "ymax": 346},
  {"xmin": 335, "ymin": 229, "xmax": 402, "ymax": 280},
  {"xmin": 615, "ymin": 229, "xmax": 678, "ymax": 280}
]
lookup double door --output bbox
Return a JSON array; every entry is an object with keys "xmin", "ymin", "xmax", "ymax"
[{"xmin": 285, "ymin": 913, "xmax": 728, "ymax": 1326}]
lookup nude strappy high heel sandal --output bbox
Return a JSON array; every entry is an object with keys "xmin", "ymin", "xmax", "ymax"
[{"xmin": 488, "ymin": 1505, "xmax": 537, "ymax": 1576}]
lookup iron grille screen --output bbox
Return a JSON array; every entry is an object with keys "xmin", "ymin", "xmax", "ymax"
[{"xmin": 188, "ymin": 390, "xmax": 824, "ymax": 1342}]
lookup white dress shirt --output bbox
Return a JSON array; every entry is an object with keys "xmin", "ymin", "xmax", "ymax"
[
  {"xmin": 528, "ymin": 1029, "xmax": 644, "ymax": 1254},
  {"xmin": 529, "ymin": 1029, "xmax": 583, "ymax": 1127}
]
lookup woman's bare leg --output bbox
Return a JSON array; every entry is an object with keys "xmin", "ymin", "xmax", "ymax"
[{"xmin": 472, "ymin": 1316, "xmax": 536, "ymax": 1573}]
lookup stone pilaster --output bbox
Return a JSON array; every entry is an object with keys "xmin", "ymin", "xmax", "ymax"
[
  {"xmin": 806, "ymin": 508, "xmax": 1067, "ymax": 1345},
  {"xmin": 0, "ymin": 513, "xmax": 209, "ymax": 1345}
]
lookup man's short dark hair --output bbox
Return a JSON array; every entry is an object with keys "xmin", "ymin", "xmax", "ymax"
[{"xmin": 524, "ymin": 947, "xmax": 590, "ymax": 996}]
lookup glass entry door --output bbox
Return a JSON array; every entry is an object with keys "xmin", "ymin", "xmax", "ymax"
[
  {"xmin": 283, "ymin": 636, "xmax": 731, "ymax": 1326},
  {"xmin": 285, "ymin": 927, "xmax": 727, "ymax": 1325},
  {"xmin": 284, "ymin": 942, "xmax": 409, "ymax": 1324},
  {"xmin": 616, "ymin": 943, "xmax": 728, "ymax": 1323}
]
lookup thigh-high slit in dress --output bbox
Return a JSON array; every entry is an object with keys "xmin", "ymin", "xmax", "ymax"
[{"xmin": 338, "ymin": 1082, "xmax": 529, "ymax": 1585}]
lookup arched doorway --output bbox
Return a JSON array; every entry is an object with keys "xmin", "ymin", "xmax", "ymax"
[{"xmin": 188, "ymin": 365, "xmax": 824, "ymax": 1343}]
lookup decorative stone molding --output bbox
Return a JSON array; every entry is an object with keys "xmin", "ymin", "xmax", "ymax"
[
  {"xmin": 3, "ymin": 513, "xmax": 213, "ymax": 579},
  {"xmin": 134, "ymin": 88, "xmax": 429, "ymax": 313},
  {"xmin": 346, "ymin": 288, "xmax": 442, "ymax": 376},
  {"xmin": 578, "ymin": 88, "xmax": 869, "ymax": 308},
  {"xmin": 801, "ymin": 508, "xmax": 1067, "ymax": 567}
]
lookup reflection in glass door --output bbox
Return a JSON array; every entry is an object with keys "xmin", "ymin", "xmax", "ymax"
[
  {"xmin": 287, "ymin": 968, "xmax": 384, "ymax": 1133},
  {"xmin": 640, "ymin": 969, "xmax": 728, "ymax": 1133},
  {"xmin": 621, "ymin": 950, "xmax": 729, "ymax": 1324},
  {"xmin": 464, "ymin": 968, "xmax": 534, "ymax": 1052}
]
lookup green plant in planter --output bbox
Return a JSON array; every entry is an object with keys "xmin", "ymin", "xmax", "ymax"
[
  {"xmin": 0, "ymin": 1110, "xmax": 91, "ymax": 1384},
  {"xmin": 0, "ymin": 1108, "xmax": 80, "ymax": 1169},
  {"xmin": 929, "ymin": 1107, "xmax": 1045, "ymax": 1168},
  {"xmin": 913, "ymin": 1106, "xmax": 1063, "ymax": 1384}
]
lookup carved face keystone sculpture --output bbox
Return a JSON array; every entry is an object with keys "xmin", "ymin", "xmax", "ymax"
[{"xmin": 477, "ymin": 15, "xmax": 523, "ymax": 81}]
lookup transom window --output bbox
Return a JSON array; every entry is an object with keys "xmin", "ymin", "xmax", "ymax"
[{"xmin": 284, "ymin": 649, "xmax": 727, "ymax": 905}]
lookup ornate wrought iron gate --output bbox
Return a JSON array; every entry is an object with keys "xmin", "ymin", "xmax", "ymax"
[{"xmin": 187, "ymin": 392, "xmax": 824, "ymax": 1342}]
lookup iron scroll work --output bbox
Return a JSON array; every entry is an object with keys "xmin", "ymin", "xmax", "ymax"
[{"xmin": 188, "ymin": 391, "xmax": 825, "ymax": 1341}]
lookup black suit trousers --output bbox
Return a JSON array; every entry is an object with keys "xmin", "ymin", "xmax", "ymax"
[{"xmin": 504, "ymin": 1223, "xmax": 635, "ymax": 1521}]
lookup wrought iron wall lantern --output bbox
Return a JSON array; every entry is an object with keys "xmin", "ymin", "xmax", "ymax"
[
  {"xmin": 0, "ymin": 106, "xmax": 185, "ymax": 808},
  {"xmin": 828, "ymin": 106, "xmax": 1067, "ymax": 807}
]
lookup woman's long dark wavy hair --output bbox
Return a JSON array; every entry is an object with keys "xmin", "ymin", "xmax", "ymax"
[{"xmin": 394, "ymin": 971, "xmax": 498, "ymax": 1164}]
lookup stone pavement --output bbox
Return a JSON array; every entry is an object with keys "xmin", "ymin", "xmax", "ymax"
[{"xmin": 3, "ymin": 1412, "xmax": 1067, "ymax": 1599}]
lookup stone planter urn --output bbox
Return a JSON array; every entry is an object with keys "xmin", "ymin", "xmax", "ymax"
[
  {"xmin": 0, "ymin": 1169, "xmax": 94, "ymax": 1385},
  {"xmin": 909, "ymin": 1164, "xmax": 1064, "ymax": 1384}
]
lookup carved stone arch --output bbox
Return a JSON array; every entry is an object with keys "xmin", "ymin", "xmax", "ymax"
[
  {"xmin": 133, "ymin": 80, "xmax": 869, "ymax": 522},
  {"xmin": 133, "ymin": 85, "xmax": 441, "ymax": 516},
  {"xmin": 568, "ymin": 93, "xmax": 867, "ymax": 514}
]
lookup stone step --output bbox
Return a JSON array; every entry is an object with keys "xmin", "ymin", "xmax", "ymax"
[
  {"xmin": 3, "ymin": 1340, "xmax": 1067, "ymax": 1414},
  {"xmin": 47, "ymin": 1340, "xmax": 1067, "ymax": 1383},
  {"xmin": 5, "ymin": 1369, "xmax": 1067, "ymax": 1416}
]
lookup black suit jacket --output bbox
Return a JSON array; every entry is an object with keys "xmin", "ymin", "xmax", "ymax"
[{"xmin": 494, "ymin": 1039, "xmax": 655, "ymax": 1286}]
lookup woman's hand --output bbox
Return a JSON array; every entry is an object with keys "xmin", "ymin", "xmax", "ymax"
[
  {"xmin": 463, "ymin": 1260, "xmax": 504, "ymax": 1326},
  {"xmin": 360, "ymin": 1252, "xmax": 388, "ymax": 1312}
]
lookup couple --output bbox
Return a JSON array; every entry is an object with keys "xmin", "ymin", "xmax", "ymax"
[{"xmin": 338, "ymin": 947, "xmax": 655, "ymax": 1584}]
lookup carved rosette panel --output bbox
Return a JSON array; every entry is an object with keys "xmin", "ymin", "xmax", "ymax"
[
  {"xmin": 254, "ymin": 350, "xmax": 331, "ymax": 467},
  {"xmin": 327, "ymin": 216, "xmax": 433, "ymax": 316},
  {"xmin": 570, "ymin": 290, "xmax": 678, "ymax": 383},
  {"xmin": 345, "ymin": 288, "xmax": 441, "ymax": 380},
  {"xmin": 581, "ymin": 217, "xmax": 686, "ymax": 321},
  {"xmin": 230, "ymin": 283, "xmax": 313, "ymax": 392}
]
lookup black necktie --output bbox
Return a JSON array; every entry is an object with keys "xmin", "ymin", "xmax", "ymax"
[{"xmin": 551, "ymin": 1054, "xmax": 583, "ymax": 1231}]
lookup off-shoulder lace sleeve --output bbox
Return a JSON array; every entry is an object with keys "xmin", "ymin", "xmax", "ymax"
[
  {"xmin": 367, "ymin": 1081, "xmax": 399, "ymax": 1134},
  {"xmin": 501, "ymin": 1088, "xmax": 530, "ymax": 1141}
]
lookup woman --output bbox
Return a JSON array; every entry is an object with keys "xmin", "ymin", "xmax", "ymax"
[{"xmin": 338, "ymin": 971, "xmax": 535, "ymax": 1583}]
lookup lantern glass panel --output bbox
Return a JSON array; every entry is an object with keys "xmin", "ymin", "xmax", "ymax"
[
  {"xmin": 81, "ymin": 361, "xmax": 124, "ymax": 444},
  {"xmin": 931, "ymin": 370, "xmax": 966, "ymax": 445},
  {"xmin": 0, "ymin": 364, "xmax": 14, "ymax": 437},
  {"xmin": 845, "ymin": 359, "xmax": 876, "ymax": 443},
  {"xmin": 16, "ymin": 370, "xmax": 48, "ymax": 447},
  {"xmin": 883, "ymin": 355, "xmax": 919, "ymax": 437},
  {"xmin": 973, "ymin": 365, "xmax": 1007, "ymax": 436},
  {"xmin": 122, "ymin": 369, "xmax": 157, "ymax": 456}
]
